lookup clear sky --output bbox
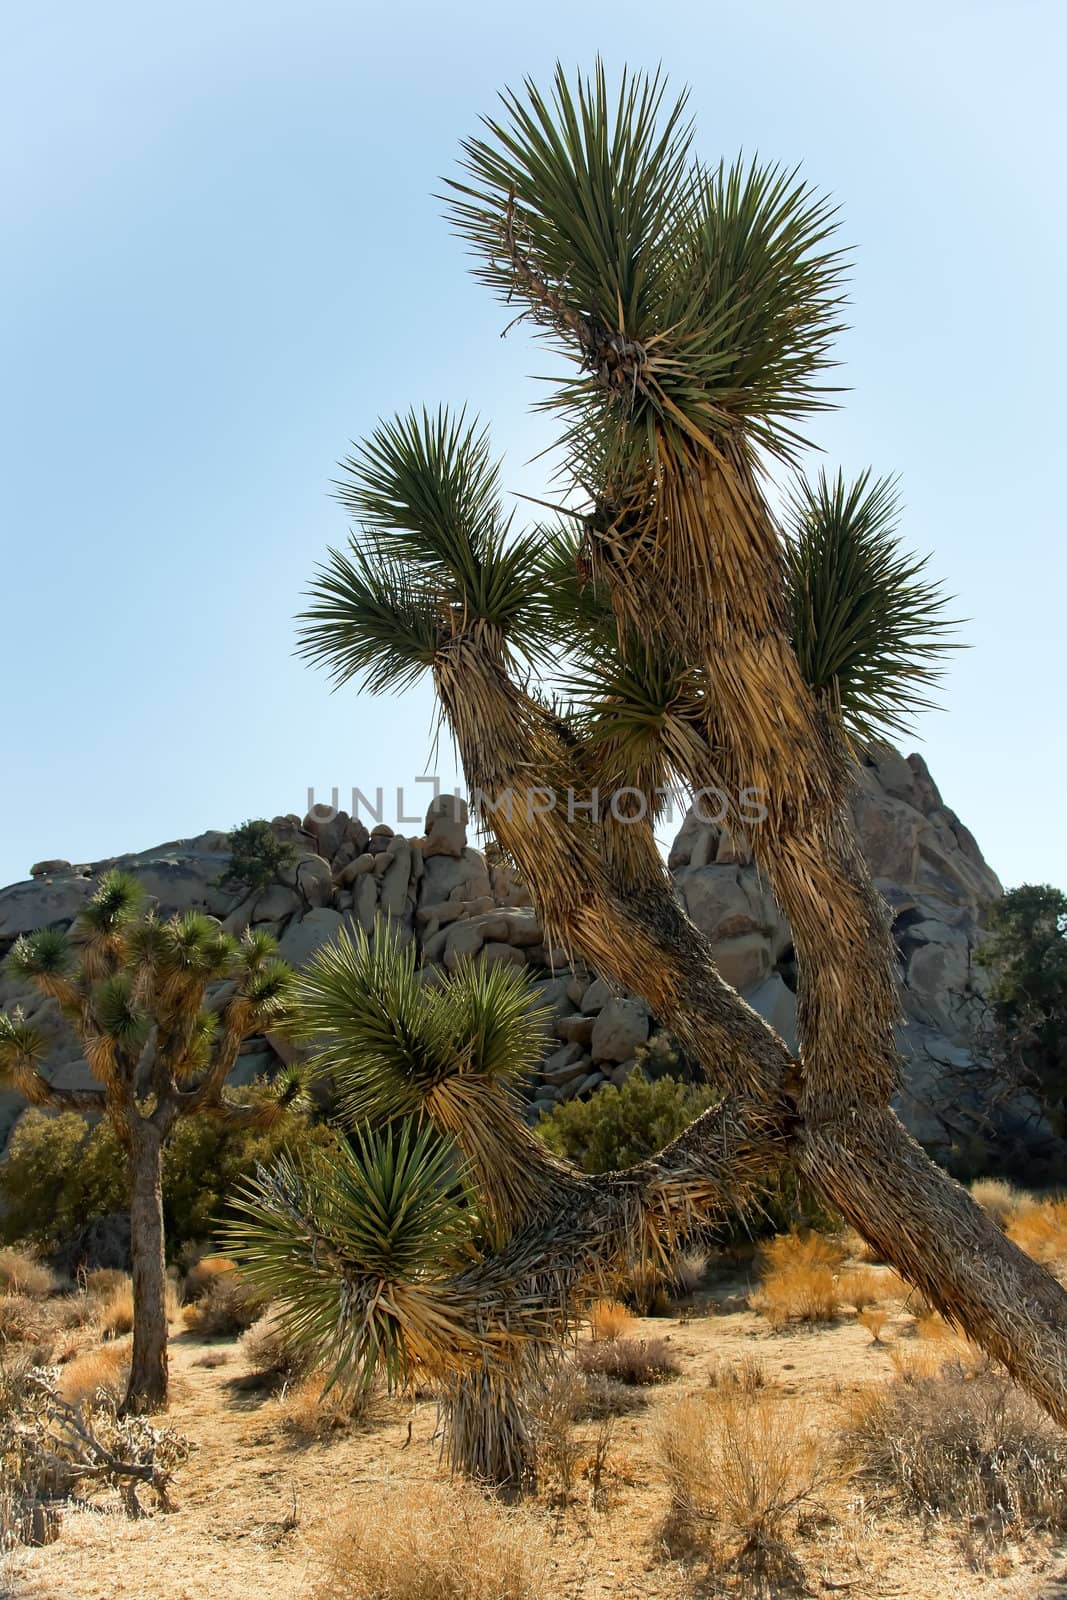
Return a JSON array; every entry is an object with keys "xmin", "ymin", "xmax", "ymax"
[{"xmin": 3, "ymin": 1, "xmax": 1064, "ymax": 894}]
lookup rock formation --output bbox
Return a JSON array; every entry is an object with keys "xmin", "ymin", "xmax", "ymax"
[{"xmin": 0, "ymin": 748, "xmax": 1024, "ymax": 1166}]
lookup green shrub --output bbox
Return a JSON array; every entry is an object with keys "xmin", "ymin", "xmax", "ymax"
[
  {"xmin": 0, "ymin": 1089, "xmax": 330, "ymax": 1259},
  {"xmin": 537, "ymin": 1073, "xmax": 719, "ymax": 1174},
  {"xmin": 219, "ymin": 819, "xmax": 296, "ymax": 895}
]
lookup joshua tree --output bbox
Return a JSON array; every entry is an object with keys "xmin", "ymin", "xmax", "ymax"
[
  {"xmin": 229, "ymin": 927, "xmax": 573, "ymax": 1487},
  {"xmin": 0, "ymin": 872, "xmax": 299, "ymax": 1412},
  {"xmin": 229, "ymin": 62, "xmax": 1067, "ymax": 1452}
]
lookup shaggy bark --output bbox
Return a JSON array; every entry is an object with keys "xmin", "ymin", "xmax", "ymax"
[{"xmin": 124, "ymin": 1122, "xmax": 169, "ymax": 1415}]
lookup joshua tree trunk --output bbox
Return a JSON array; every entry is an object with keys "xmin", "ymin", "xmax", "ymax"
[
  {"xmin": 440, "ymin": 1362, "xmax": 538, "ymax": 1494},
  {"xmin": 124, "ymin": 1120, "xmax": 169, "ymax": 1414}
]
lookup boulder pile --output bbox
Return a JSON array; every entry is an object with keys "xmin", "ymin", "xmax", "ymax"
[{"xmin": 0, "ymin": 748, "xmax": 1019, "ymax": 1162}]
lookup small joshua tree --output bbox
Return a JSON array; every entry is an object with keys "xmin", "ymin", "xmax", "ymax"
[
  {"xmin": 226, "ymin": 927, "xmax": 561, "ymax": 1489},
  {"xmin": 0, "ymin": 872, "xmax": 300, "ymax": 1413}
]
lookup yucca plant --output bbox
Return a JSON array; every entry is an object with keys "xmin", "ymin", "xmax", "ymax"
[
  {"xmin": 263, "ymin": 62, "xmax": 1067, "ymax": 1441},
  {"xmin": 0, "ymin": 873, "xmax": 302, "ymax": 1412}
]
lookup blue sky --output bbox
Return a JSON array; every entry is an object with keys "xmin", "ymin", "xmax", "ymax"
[{"xmin": 3, "ymin": 0, "xmax": 1064, "ymax": 893}]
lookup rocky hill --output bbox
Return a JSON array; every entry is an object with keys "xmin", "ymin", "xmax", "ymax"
[{"xmin": 0, "ymin": 746, "xmax": 1020, "ymax": 1164}]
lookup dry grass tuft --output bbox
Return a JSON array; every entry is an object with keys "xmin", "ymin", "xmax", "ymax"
[
  {"xmin": 857, "ymin": 1308, "xmax": 888, "ymax": 1344},
  {"xmin": 842, "ymin": 1358, "xmax": 1067, "ymax": 1555},
  {"xmin": 656, "ymin": 1387, "xmax": 831, "ymax": 1592},
  {"xmin": 669, "ymin": 1249, "xmax": 708, "ymax": 1298},
  {"xmin": 309, "ymin": 1481, "xmax": 547, "ymax": 1600},
  {"xmin": 708, "ymin": 1355, "xmax": 768, "ymax": 1393},
  {"xmin": 750, "ymin": 1230, "xmax": 843, "ymax": 1331},
  {"xmin": 0, "ymin": 1293, "xmax": 51, "ymax": 1350},
  {"xmin": 83, "ymin": 1267, "xmax": 129, "ymax": 1299},
  {"xmin": 242, "ymin": 1308, "xmax": 316, "ymax": 1383},
  {"xmin": 181, "ymin": 1271, "xmax": 262, "ymax": 1337},
  {"xmin": 1007, "ymin": 1197, "xmax": 1067, "ymax": 1268},
  {"xmin": 57, "ymin": 1341, "xmax": 130, "ymax": 1406},
  {"xmin": 575, "ymin": 1336, "xmax": 680, "ymax": 1386},
  {"xmin": 278, "ymin": 1376, "xmax": 386, "ymax": 1442},
  {"xmin": 99, "ymin": 1277, "xmax": 180, "ymax": 1339},
  {"xmin": 587, "ymin": 1298, "xmax": 632, "ymax": 1342},
  {"xmin": 840, "ymin": 1267, "xmax": 886, "ymax": 1312},
  {"xmin": 0, "ymin": 1246, "xmax": 57, "ymax": 1299}
]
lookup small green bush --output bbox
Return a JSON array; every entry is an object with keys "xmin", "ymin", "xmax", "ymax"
[
  {"xmin": 219, "ymin": 819, "xmax": 297, "ymax": 895},
  {"xmin": 0, "ymin": 1089, "xmax": 330, "ymax": 1259},
  {"xmin": 537, "ymin": 1073, "xmax": 719, "ymax": 1174}
]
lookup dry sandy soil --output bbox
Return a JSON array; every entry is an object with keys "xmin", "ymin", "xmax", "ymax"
[{"xmin": 5, "ymin": 1281, "xmax": 1067, "ymax": 1600}]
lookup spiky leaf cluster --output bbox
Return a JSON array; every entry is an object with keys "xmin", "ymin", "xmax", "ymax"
[{"xmin": 782, "ymin": 469, "xmax": 960, "ymax": 743}]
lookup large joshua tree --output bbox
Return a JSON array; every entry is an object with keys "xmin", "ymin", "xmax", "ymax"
[
  {"xmin": 0, "ymin": 873, "xmax": 299, "ymax": 1412},
  {"xmin": 230, "ymin": 64, "xmax": 1067, "ymax": 1452}
]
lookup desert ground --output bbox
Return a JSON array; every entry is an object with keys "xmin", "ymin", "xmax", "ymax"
[{"xmin": 6, "ymin": 1251, "xmax": 1067, "ymax": 1600}]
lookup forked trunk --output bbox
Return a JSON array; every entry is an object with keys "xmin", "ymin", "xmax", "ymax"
[{"xmin": 123, "ymin": 1121, "xmax": 169, "ymax": 1415}]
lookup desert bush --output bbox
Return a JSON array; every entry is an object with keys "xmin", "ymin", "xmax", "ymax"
[
  {"xmin": 0, "ymin": 1097, "xmax": 329, "ymax": 1259},
  {"xmin": 840, "ymin": 1267, "xmax": 887, "ymax": 1312},
  {"xmin": 656, "ymin": 1387, "xmax": 830, "ymax": 1590},
  {"xmin": 708, "ymin": 1355, "xmax": 768, "ymax": 1393},
  {"xmin": 219, "ymin": 819, "xmax": 297, "ymax": 895},
  {"xmin": 181, "ymin": 1270, "xmax": 264, "ymax": 1337},
  {"xmin": 527, "ymin": 1366, "xmax": 614, "ymax": 1503},
  {"xmin": 668, "ymin": 1249, "xmax": 708, "ymax": 1298},
  {"xmin": 57, "ymin": 1342, "xmax": 130, "ymax": 1406},
  {"xmin": 279, "ymin": 1375, "xmax": 386, "ymax": 1441},
  {"xmin": 1007, "ymin": 1197, "xmax": 1067, "ymax": 1267},
  {"xmin": 575, "ymin": 1336, "xmax": 680, "ymax": 1386},
  {"xmin": 538, "ymin": 1073, "xmax": 719, "ymax": 1174},
  {"xmin": 242, "ymin": 1308, "xmax": 318, "ymax": 1384},
  {"xmin": 184, "ymin": 1255, "xmax": 239, "ymax": 1300},
  {"xmin": 0, "ymin": 1246, "xmax": 57, "ymax": 1299},
  {"xmin": 0, "ymin": 1357, "xmax": 190, "ymax": 1546},
  {"xmin": 750, "ymin": 1229, "xmax": 844, "ymax": 1330},
  {"xmin": 0, "ymin": 1294, "xmax": 51, "ymax": 1350},
  {"xmin": 309, "ymin": 1481, "xmax": 546, "ymax": 1600},
  {"xmin": 574, "ymin": 1372, "xmax": 648, "ymax": 1420},
  {"xmin": 587, "ymin": 1298, "xmax": 632, "ymax": 1342},
  {"xmin": 83, "ymin": 1267, "xmax": 128, "ymax": 1299},
  {"xmin": 858, "ymin": 1308, "xmax": 888, "ymax": 1344},
  {"xmin": 842, "ymin": 1358, "xmax": 1067, "ymax": 1541}
]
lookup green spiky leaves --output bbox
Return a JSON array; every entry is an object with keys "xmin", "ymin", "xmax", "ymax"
[
  {"xmin": 783, "ymin": 469, "xmax": 960, "ymax": 743},
  {"xmin": 447, "ymin": 61, "xmax": 848, "ymax": 469},
  {"xmin": 299, "ymin": 408, "xmax": 554, "ymax": 699},
  {"xmin": 5, "ymin": 927, "xmax": 73, "ymax": 986},
  {"xmin": 293, "ymin": 926, "xmax": 549, "ymax": 1127},
  {"xmin": 0, "ymin": 1010, "xmax": 48, "ymax": 1077},
  {"xmin": 224, "ymin": 1122, "xmax": 476, "ymax": 1390}
]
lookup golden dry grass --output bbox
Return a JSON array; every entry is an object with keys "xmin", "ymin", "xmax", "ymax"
[
  {"xmin": 83, "ymin": 1267, "xmax": 129, "ymax": 1299},
  {"xmin": 655, "ymin": 1386, "xmax": 832, "ymax": 1591},
  {"xmin": 278, "ymin": 1377, "xmax": 387, "ymax": 1442},
  {"xmin": 858, "ymin": 1307, "xmax": 888, "ymax": 1344},
  {"xmin": 56, "ymin": 1340, "xmax": 131, "ymax": 1406},
  {"xmin": 1007, "ymin": 1197, "xmax": 1067, "ymax": 1268},
  {"xmin": 0, "ymin": 1246, "xmax": 57, "ymax": 1298},
  {"xmin": 309, "ymin": 1482, "xmax": 548, "ymax": 1600},
  {"xmin": 587, "ymin": 1298, "xmax": 632, "ymax": 1342},
  {"xmin": 99, "ymin": 1277, "xmax": 180, "ymax": 1338},
  {"xmin": 840, "ymin": 1267, "xmax": 887, "ymax": 1311},
  {"xmin": 750, "ymin": 1230, "xmax": 845, "ymax": 1331}
]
